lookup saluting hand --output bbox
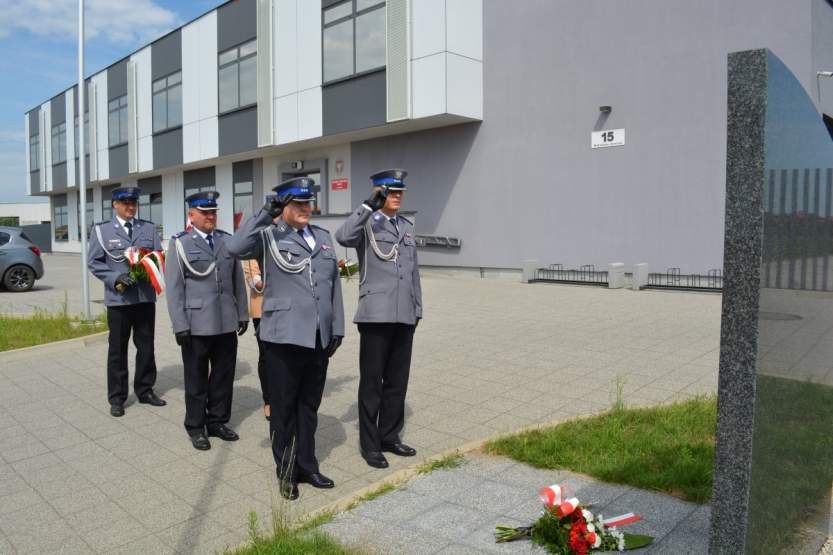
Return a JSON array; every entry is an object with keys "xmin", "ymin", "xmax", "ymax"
[
  {"xmin": 364, "ymin": 187, "xmax": 387, "ymax": 211},
  {"xmin": 326, "ymin": 335, "xmax": 343, "ymax": 358},
  {"xmin": 237, "ymin": 321, "xmax": 249, "ymax": 336}
]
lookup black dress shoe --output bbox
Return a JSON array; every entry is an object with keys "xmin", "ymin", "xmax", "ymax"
[
  {"xmin": 298, "ymin": 472, "xmax": 335, "ymax": 489},
  {"xmin": 138, "ymin": 391, "xmax": 166, "ymax": 407},
  {"xmin": 189, "ymin": 432, "xmax": 211, "ymax": 451},
  {"xmin": 110, "ymin": 405, "xmax": 125, "ymax": 417},
  {"xmin": 382, "ymin": 442, "xmax": 417, "ymax": 457},
  {"xmin": 207, "ymin": 424, "xmax": 239, "ymax": 441},
  {"xmin": 361, "ymin": 450, "xmax": 389, "ymax": 469},
  {"xmin": 276, "ymin": 469, "xmax": 300, "ymax": 500}
]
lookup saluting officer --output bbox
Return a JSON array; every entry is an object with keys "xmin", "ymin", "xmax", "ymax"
[
  {"xmin": 227, "ymin": 177, "xmax": 344, "ymax": 500},
  {"xmin": 87, "ymin": 186, "xmax": 167, "ymax": 417},
  {"xmin": 165, "ymin": 191, "xmax": 249, "ymax": 451},
  {"xmin": 335, "ymin": 169, "xmax": 422, "ymax": 469}
]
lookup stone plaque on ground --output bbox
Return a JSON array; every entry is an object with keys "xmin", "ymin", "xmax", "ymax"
[{"xmin": 711, "ymin": 48, "xmax": 833, "ymax": 554}]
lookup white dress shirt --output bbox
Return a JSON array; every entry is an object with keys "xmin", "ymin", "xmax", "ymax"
[{"xmin": 115, "ymin": 215, "xmax": 136, "ymax": 237}]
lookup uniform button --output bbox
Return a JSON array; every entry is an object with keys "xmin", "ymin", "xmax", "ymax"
[
  {"xmin": 312, "ymin": 269, "xmax": 316, "ymax": 273},
  {"xmin": 316, "ymin": 296, "xmax": 320, "ymax": 300},
  {"xmin": 400, "ymin": 276, "xmax": 404, "ymax": 280}
]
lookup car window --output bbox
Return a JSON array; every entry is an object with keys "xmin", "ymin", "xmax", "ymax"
[
  {"xmin": 0, "ymin": 232, "xmax": 10, "ymax": 246},
  {"xmin": 19, "ymin": 232, "xmax": 31, "ymax": 242}
]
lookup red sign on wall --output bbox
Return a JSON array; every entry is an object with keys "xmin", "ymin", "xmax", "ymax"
[{"xmin": 331, "ymin": 178, "xmax": 349, "ymax": 191}]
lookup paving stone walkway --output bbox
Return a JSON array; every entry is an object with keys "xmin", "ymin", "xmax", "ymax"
[
  {"xmin": 320, "ymin": 453, "xmax": 710, "ymax": 554},
  {"xmin": 0, "ymin": 255, "xmax": 722, "ymax": 554}
]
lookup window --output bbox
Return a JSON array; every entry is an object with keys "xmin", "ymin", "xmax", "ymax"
[
  {"xmin": 74, "ymin": 112, "xmax": 89, "ymax": 158},
  {"xmin": 76, "ymin": 190, "xmax": 93, "ymax": 240},
  {"xmin": 138, "ymin": 190, "xmax": 164, "ymax": 236},
  {"xmin": 53, "ymin": 204, "xmax": 68, "ymax": 242},
  {"xmin": 233, "ymin": 181, "xmax": 253, "ymax": 230},
  {"xmin": 0, "ymin": 232, "xmax": 10, "ymax": 246},
  {"xmin": 153, "ymin": 71, "xmax": 182, "ymax": 133},
  {"xmin": 108, "ymin": 95, "xmax": 128, "ymax": 146},
  {"xmin": 102, "ymin": 186, "xmax": 119, "ymax": 222},
  {"xmin": 323, "ymin": 0, "xmax": 385, "ymax": 83},
  {"xmin": 51, "ymin": 122, "xmax": 67, "ymax": 164},
  {"xmin": 218, "ymin": 39, "xmax": 257, "ymax": 113},
  {"xmin": 29, "ymin": 134, "xmax": 40, "ymax": 171}
]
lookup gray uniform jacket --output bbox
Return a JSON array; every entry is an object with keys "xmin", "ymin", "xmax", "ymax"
[
  {"xmin": 164, "ymin": 229, "xmax": 248, "ymax": 336},
  {"xmin": 87, "ymin": 219, "xmax": 163, "ymax": 307},
  {"xmin": 225, "ymin": 209, "xmax": 345, "ymax": 349},
  {"xmin": 335, "ymin": 205, "xmax": 423, "ymax": 325}
]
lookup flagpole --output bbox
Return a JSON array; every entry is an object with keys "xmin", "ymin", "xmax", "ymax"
[{"xmin": 78, "ymin": 0, "xmax": 91, "ymax": 320}]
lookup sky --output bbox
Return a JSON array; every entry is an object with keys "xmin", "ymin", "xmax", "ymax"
[{"xmin": 0, "ymin": 0, "xmax": 225, "ymax": 204}]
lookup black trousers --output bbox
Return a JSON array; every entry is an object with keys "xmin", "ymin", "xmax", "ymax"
[
  {"xmin": 263, "ymin": 336, "xmax": 328, "ymax": 481},
  {"xmin": 181, "ymin": 333, "xmax": 237, "ymax": 434},
  {"xmin": 106, "ymin": 303, "xmax": 157, "ymax": 406},
  {"xmin": 253, "ymin": 318, "xmax": 269, "ymax": 405},
  {"xmin": 357, "ymin": 323, "xmax": 416, "ymax": 452}
]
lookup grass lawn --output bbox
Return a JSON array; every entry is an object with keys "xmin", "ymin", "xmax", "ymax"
[
  {"xmin": 485, "ymin": 396, "xmax": 717, "ymax": 503},
  {"xmin": 226, "ymin": 510, "xmax": 364, "ymax": 555},
  {"xmin": 0, "ymin": 307, "xmax": 107, "ymax": 352}
]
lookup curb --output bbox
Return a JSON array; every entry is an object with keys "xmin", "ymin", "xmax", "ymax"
[{"xmin": 0, "ymin": 330, "xmax": 109, "ymax": 360}]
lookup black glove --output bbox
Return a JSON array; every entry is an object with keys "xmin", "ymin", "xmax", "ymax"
[
  {"xmin": 237, "ymin": 321, "xmax": 249, "ymax": 336},
  {"xmin": 326, "ymin": 335, "xmax": 343, "ymax": 358},
  {"xmin": 114, "ymin": 273, "xmax": 136, "ymax": 292},
  {"xmin": 264, "ymin": 194, "xmax": 294, "ymax": 218},
  {"xmin": 175, "ymin": 330, "xmax": 191, "ymax": 347},
  {"xmin": 364, "ymin": 187, "xmax": 387, "ymax": 211}
]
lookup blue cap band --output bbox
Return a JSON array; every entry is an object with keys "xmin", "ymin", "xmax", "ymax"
[
  {"xmin": 279, "ymin": 187, "xmax": 314, "ymax": 197},
  {"xmin": 189, "ymin": 198, "xmax": 217, "ymax": 207},
  {"xmin": 372, "ymin": 177, "xmax": 405, "ymax": 186},
  {"xmin": 113, "ymin": 192, "xmax": 138, "ymax": 200}
]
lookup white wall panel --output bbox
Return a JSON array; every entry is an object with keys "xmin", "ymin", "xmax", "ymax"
[
  {"xmin": 182, "ymin": 20, "xmax": 201, "ymax": 126},
  {"xmin": 298, "ymin": 87, "xmax": 322, "ymax": 140},
  {"xmin": 198, "ymin": 12, "xmax": 218, "ymax": 121},
  {"xmin": 199, "ymin": 117, "xmax": 218, "ymax": 159},
  {"xmin": 162, "ymin": 172, "xmax": 183, "ymax": 238},
  {"xmin": 92, "ymin": 72, "xmax": 109, "ymax": 180},
  {"xmin": 132, "ymin": 47, "xmax": 153, "ymax": 140},
  {"xmin": 411, "ymin": 0, "xmax": 445, "ymax": 59},
  {"xmin": 41, "ymin": 102, "xmax": 52, "ymax": 191},
  {"xmin": 183, "ymin": 122, "xmax": 200, "ymax": 163},
  {"xmin": 297, "ymin": 0, "xmax": 321, "ymax": 90},
  {"xmin": 275, "ymin": 94, "xmax": 299, "ymax": 145},
  {"xmin": 65, "ymin": 89, "xmax": 76, "ymax": 187},
  {"xmin": 215, "ymin": 163, "xmax": 234, "ymax": 232},
  {"xmin": 411, "ymin": 53, "xmax": 446, "ymax": 118},
  {"xmin": 274, "ymin": 0, "xmax": 298, "ymax": 98},
  {"xmin": 24, "ymin": 116, "xmax": 30, "ymax": 191},
  {"xmin": 446, "ymin": 53, "xmax": 482, "ymax": 119},
  {"xmin": 93, "ymin": 186, "xmax": 103, "ymax": 222},
  {"xmin": 446, "ymin": 0, "xmax": 482, "ymax": 61},
  {"xmin": 138, "ymin": 137, "xmax": 153, "ymax": 172}
]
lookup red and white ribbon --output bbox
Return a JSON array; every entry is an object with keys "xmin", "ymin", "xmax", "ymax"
[
  {"xmin": 602, "ymin": 512, "xmax": 641, "ymax": 528},
  {"xmin": 539, "ymin": 484, "xmax": 567, "ymax": 508},
  {"xmin": 141, "ymin": 251, "xmax": 166, "ymax": 295}
]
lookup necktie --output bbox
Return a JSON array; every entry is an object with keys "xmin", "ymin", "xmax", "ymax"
[
  {"xmin": 124, "ymin": 221, "xmax": 133, "ymax": 239},
  {"xmin": 206, "ymin": 233, "xmax": 214, "ymax": 250},
  {"xmin": 390, "ymin": 217, "xmax": 399, "ymax": 235}
]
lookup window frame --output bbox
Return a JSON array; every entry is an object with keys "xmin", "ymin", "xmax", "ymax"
[
  {"xmin": 322, "ymin": 0, "xmax": 386, "ymax": 85},
  {"xmin": 233, "ymin": 180, "xmax": 254, "ymax": 231},
  {"xmin": 53, "ymin": 204, "xmax": 68, "ymax": 242},
  {"xmin": 108, "ymin": 94, "xmax": 128, "ymax": 147},
  {"xmin": 152, "ymin": 70, "xmax": 183, "ymax": 135},
  {"xmin": 29, "ymin": 134, "xmax": 40, "ymax": 172},
  {"xmin": 51, "ymin": 122, "xmax": 67, "ymax": 165},
  {"xmin": 217, "ymin": 38, "xmax": 258, "ymax": 115}
]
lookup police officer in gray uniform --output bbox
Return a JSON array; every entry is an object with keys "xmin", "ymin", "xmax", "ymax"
[
  {"xmin": 335, "ymin": 169, "xmax": 422, "ymax": 469},
  {"xmin": 227, "ymin": 177, "xmax": 344, "ymax": 500},
  {"xmin": 87, "ymin": 186, "xmax": 167, "ymax": 417},
  {"xmin": 165, "ymin": 191, "xmax": 249, "ymax": 451}
]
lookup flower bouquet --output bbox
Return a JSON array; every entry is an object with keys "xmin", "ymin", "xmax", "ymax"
[
  {"xmin": 338, "ymin": 258, "xmax": 359, "ymax": 279},
  {"xmin": 117, "ymin": 246, "xmax": 166, "ymax": 294},
  {"xmin": 495, "ymin": 484, "xmax": 653, "ymax": 554}
]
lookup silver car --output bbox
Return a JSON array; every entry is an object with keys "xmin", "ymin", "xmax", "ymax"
[{"xmin": 0, "ymin": 227, "xmax": 45, "ymax": 292}]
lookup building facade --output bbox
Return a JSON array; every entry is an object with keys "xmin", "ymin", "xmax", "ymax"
[{"xmin": 25, "ymin": 0, "xmax": 833, "ymax": 274}]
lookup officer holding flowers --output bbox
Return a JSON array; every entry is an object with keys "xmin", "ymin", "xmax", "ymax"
[{"xmin": 87, "ymin": 186, "xmax": 167, "ymax": 418}]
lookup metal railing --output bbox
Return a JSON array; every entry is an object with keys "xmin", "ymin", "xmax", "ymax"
[
  {"xmin": 646, "ymin": 268, "xmax": 723, "ymax": 291},
  {"xmin": 533, "ymin": 264, "xmax": 609, "ymax": 286}
]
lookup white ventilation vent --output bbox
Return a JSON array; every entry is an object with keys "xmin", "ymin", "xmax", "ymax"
[{"xmin": 386, "ymin": 0, "xmax": 410, "ymax": 122}]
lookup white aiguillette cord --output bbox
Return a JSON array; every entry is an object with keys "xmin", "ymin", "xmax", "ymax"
[
  {"xmin": 173, "ymin": 236, "xmax": 215, "ymax": 279},
  {"xmin": 260, "ymin": 227, "xmax": 313, "ymax": 288},
  {"xmin": 360, "ymin": 218, "xmax": 398, "ymax": 286},
  {"xmin": 95, "ymin": 223, "xmax": 126, "ymax": 263}
]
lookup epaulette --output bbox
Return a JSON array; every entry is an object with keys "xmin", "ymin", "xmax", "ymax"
[
  {"xmin": 94, "ymin": 220, "xmax": 109, "ymax": 226},
  {"xmin": 138, "ymin": 218, "xmax": 154, "ymax": 225},
  {"xmin": 171, "ymin": 230, "xmax": 188, "ymax": 239},
  {"xmin": 399, "ymin": 215, "xmax": 414, "ymax": 227},
  {"xmin": 215, "ymin": 229, "xmax": 231, "ymax": 236},
  {"xmin": 310, "ymin": 224, "xmax": 331, "ymax": 235}
]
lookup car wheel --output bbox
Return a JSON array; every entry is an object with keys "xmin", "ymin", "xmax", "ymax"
[{"xmin": 3, "ymin": 265, "xmax": 35, "ymax": 292}]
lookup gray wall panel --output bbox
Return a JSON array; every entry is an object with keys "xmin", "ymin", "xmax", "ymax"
[
  {"xmin": 232, "ymin": 159, "xmax": 254, "ymax": 183},
  {"xmin": 51, "ymin": 163, "xmax": 67, "ymax": 191},
  {"xmin": 109, "ymin": 144, "xmax": 128, "ymax": 179},
  {"xmin": 152, "ymin": 128, "xmax": 183, "ymax": 169},
  {"xmin": 218, "ymin": 107, "xmax": 258, "ymax": 156},
  {"xmin": 50, "ymin": 94, "xmax": 66, "ymax": 124},
  {"xmin": 218, "ymin": 0, "xmax": 256, "ymax": 51},
  {"xmin": 28, "ymin": 109, "xmax": 39, "ymax": 135},
  {"xmin": 108, "ymin": 60, "xmax": 127, "ymax": 99},
  {"xmin": 29, "ymin": 172, "xmax": 41, "ymax": 195},
  {"xmin": 323, "ymin": 71, "xmax": 386, "ymax": 136},
  {"xmin": 152, "ymin": 30, "xmax": 182, "ymax": 80},
  {"xmin": 350, "ymin": 0, "xmax": 828, "ymax": 273},
  {"xmin": 184, "ymin": 166, "xmax": 216, "ymax": 189},
  {"xmin": 138, "ymin": 175, "xmax": 162, "ymax": 192},
  {"xmin": 73, "ymin": 82, "xmax": 91, "ymax": 114}
]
